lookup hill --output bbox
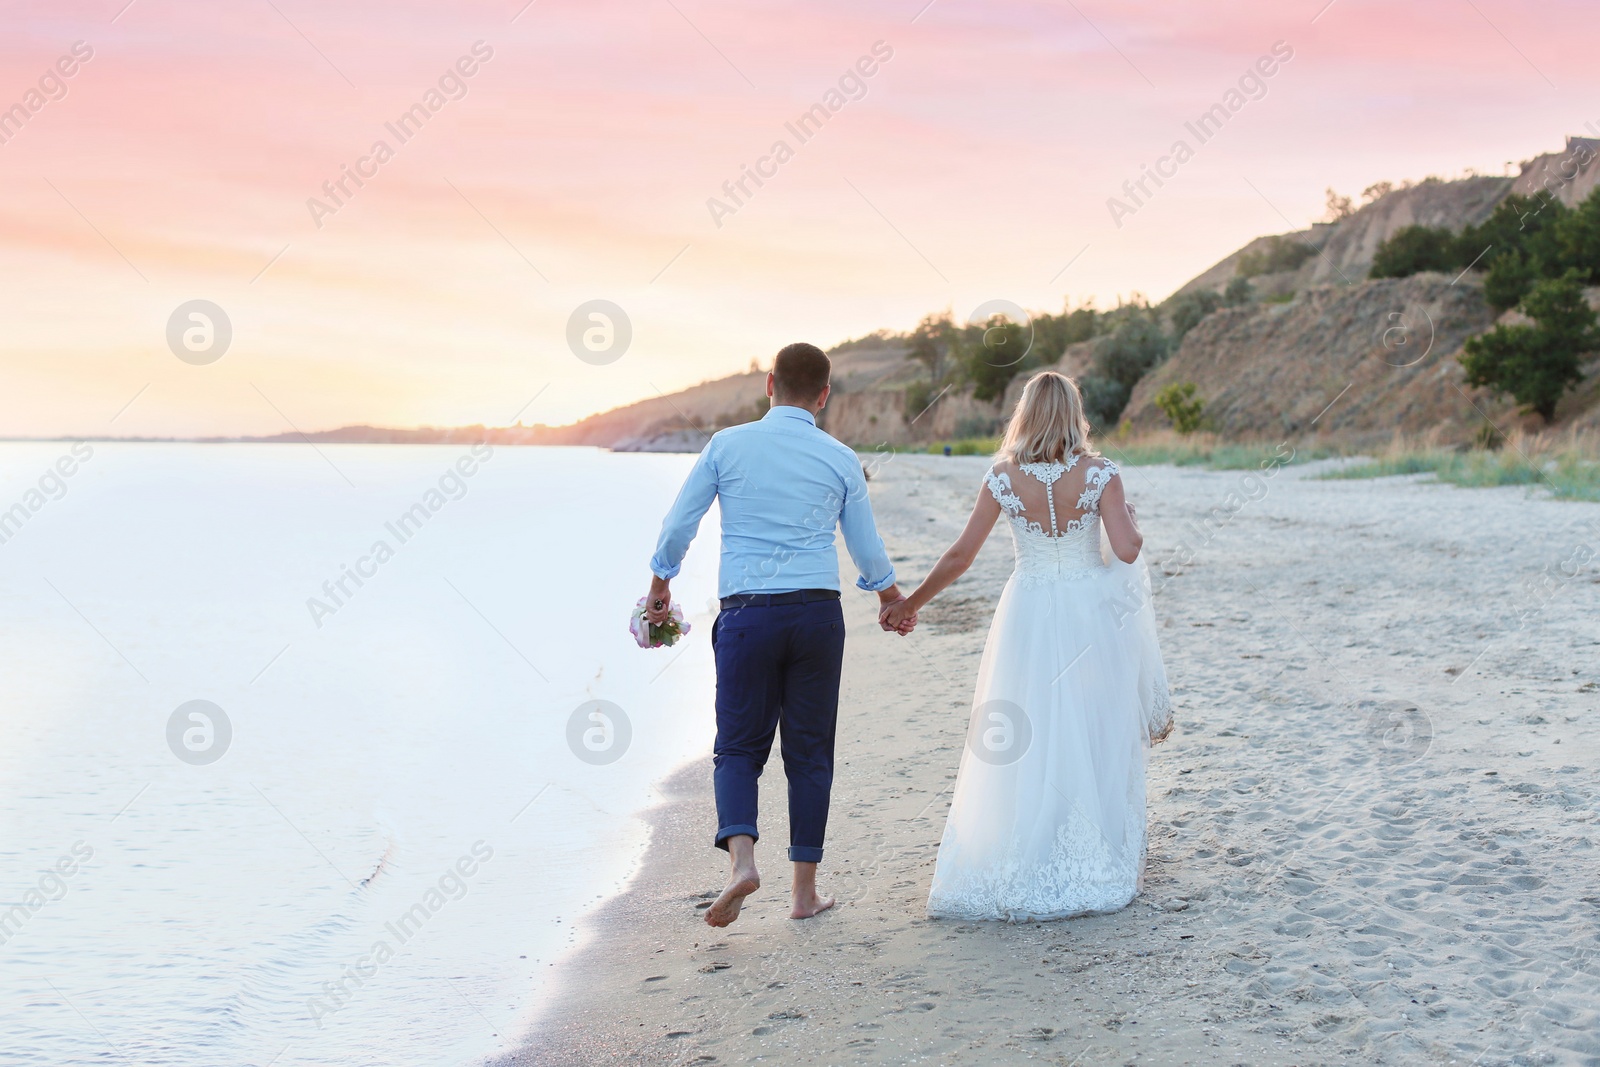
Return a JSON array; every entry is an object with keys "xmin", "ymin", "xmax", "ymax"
[{"xmin": 533, "ymin": 134, "xmax": 1600, "ymax": 453}]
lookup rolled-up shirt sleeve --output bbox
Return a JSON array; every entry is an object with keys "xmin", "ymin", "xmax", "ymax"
[
  {"xmin": 649, "ymin": 443, "xmax": 719, "ymax": 580},
  {"xmin": 837, "ymin": 461, "xmax": 896, "ymax": 593}
]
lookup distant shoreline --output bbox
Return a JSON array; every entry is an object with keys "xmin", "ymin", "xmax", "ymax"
[
  {"xmin": 1, "ymin": 430, "xmax": 602, "ymax": 446},
  {"xmin": 0, "ymin": 424, "xmax": 709, "ymax": 451}
]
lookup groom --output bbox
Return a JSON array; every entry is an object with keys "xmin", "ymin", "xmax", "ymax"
[{"xmin": 645, "ymin": 341, "xmax": 914, "ymax": 928}]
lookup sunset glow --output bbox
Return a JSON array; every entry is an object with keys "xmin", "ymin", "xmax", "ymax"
[{"xmin": 3, "ymin": 0, "xmax": 1594, "ymax": 436}]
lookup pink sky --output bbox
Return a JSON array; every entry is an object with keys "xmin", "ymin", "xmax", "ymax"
[{"xmin": 1, "ymin": 0, "xmax": 1594, "ymax": 436}]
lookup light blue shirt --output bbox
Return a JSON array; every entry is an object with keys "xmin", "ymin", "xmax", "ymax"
[{"xmin": 650, "ymin": 406, "xmax": 897, "ymax": 598}]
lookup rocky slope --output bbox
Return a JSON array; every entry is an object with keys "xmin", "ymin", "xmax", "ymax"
[
  {"xmin": 1170, "ymin": 175, "xmax": 1513, "ymax": 303},
  {"xmin": 1125, "ymin": 274, "xmax": 1505, "ymax": 445}
]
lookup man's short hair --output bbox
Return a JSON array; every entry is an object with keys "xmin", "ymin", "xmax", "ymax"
[{"xmin": 772, "ymin": 342, "xmax": 830, "ymax": 402}]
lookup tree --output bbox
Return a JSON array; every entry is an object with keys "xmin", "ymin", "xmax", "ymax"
[
  {"xmin": 1237, "ymin": 235, "xmax": 1316, "ymax": 278},
  {"xmin": 1324, "ymin": 187, "xmax": 1355, "ymax": 222},
  {"xmin": 906, "ymin": 310, "xmax": 955, "ymax": 383},
  {"xmin": 1223, "ymin": 275, "xmax": 1253, "ymax": 306},
  {"xmin": 904, "ymin": 379, "xmax": 935, "ymax": 424},
  {"xmin": 1080, "ymin": 376, "xmax": 1131, "ymax": 433},
  {"xmin": 1167, "ymin": 289, "xmax": 1221, "ymax": 342},
  {"xmin": 1453, "ymin": 193, "xmax": 1568, "ymax": 275},
  {"xmin": 1032, "ymin": 302, "xmax": 1098, "ymax": 360},
  {"xmin": 1079, "ymin": 310, "xmax": 1171, "ymax": 429},
  {"xmin": 1552, "ymin": 188, "xmax": 1600, "ymax": 283},
  {"xmin": 1097, "ymin": 312, "xmax": 1169, "ymax": 390},
  {"xmin": 1460, "ymin": 273, "xmax": 1596, "ymax": 422},
  {"xmin": 1362, "ymin": 181, "xmax": 1394, "ymax": 203},
  {"xmin": 960, "ymin": 316, "xmax": 1030, "ymax": 402},
  {"xmin": 1370, "ymin": 225, "xmax": 1460, "ymax": 278},
  {"xmin": 1523, "ymin": 271, "xmax": 1599, "ymax": 344},
  {"xmin": 1483, "ymin": 251, "xmax": 1536, "ymax": 312},
  {"xmin": 1154, "ymin": 382, "xmax": 1205, "ymax": 433}
]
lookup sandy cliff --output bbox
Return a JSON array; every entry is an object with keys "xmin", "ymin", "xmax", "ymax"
[{"xmin": 1125, "ymin": 274, "xmax": 1508, "ymax": 445}]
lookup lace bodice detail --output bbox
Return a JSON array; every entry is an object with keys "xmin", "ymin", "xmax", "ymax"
[{"xmin": 984, "ymin": 457, "xmax": 1119, "ymax": 585}]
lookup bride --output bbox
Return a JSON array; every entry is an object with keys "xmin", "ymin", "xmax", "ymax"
[{"xmin": 882, "ymin": 371, "xmax": 1172, "ymax": 922}]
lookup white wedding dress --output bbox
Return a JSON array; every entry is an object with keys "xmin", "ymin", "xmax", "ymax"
[{"xmin": 926, "ymin": 455, "xmax": 1172, "ymax": 922}]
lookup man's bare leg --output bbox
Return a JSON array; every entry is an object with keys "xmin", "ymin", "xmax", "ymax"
[
  {"xmin": 704, "ymin": 834, "xmax": 760, "ymax": 928},
  {"xmin": 790, "ymin": 860, "xmax": 834, "ymax": 919}
]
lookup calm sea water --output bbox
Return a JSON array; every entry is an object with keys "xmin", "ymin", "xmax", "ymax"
[{"xmin": 0, "ymin": 443, "xmax": 718, "ymax": 1066}]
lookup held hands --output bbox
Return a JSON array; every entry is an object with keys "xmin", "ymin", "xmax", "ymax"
[
  {"xmin": 879, "ymin": 598, "xmax": 917, "ymax": 635},
  {"xmin": 877, "ymin": 585, "xmax": 917, "ymax": 636}
]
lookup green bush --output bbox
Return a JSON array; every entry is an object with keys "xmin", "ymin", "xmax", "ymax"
[
  {"xmin": 960, "ymin": 316, "xmax": 1031, "ymax": 402},
  {"xmin": 1370, "ymin": 225, "xmax": 1460, "ymax": 278},
  {"xmin": 1236, "ymin": 235, "xmax": 1317, "ymax": 278},
  {"xmin": 1167, "ymin": 290, "xmax": 1221, "ymax": 342},
  {"xmin": 1223, "ymin": 276, "xmax": 1253, "ymax": 306},
  {"xmin": 904, "ymin": 379, "xmax": 935, "ymax": 423},
  {"xmin": 905, "ymin": 311, "xmax": 955, "ymax": 383},
  {"xmin": 1079, "ymin": 376, "xmax": 1129, "ymax": 433},
  {"xmin": 1454, "ymin": 193, "xmax": 1568, "ymax": 274},
  {"xmin": 1154, "ymin": 382, "xmax": 1205, "ymax": 433},
  {"xmin": 1032, "ymin": 304, "xmax": 1100, "ymax": 358},
  {"xmin": 1080, "ymin": 309, "xmax": 1171, "ymax": 429},
  {"xmin": 1552, "ymin": 188, "xmax": 1600, "ymax": 283},
  {"xmin": 1460, "ymin": 273, "xmax": 1596, "ymax": 422},
  {"xmin": 1483, "ymin": 251, "xmax": 1536, "ymax": 312}
]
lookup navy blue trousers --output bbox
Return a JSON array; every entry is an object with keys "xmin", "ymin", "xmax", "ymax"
[{"xmin": 710, "ymin": 597, "xmax": 846, "ymax": 864}]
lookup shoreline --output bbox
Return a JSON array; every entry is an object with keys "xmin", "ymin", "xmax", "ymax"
[
  {"xmin": 500, "ymin": 454, "xmax": 1600, "ymax": 1066},
  {"xmin": 491, "ymin": 757, "xmax": 715, "ymax": 1067}
]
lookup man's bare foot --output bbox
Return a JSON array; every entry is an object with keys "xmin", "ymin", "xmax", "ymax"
[
  {"xmin": 790, "ymin": 888, "xmax": 835, "ymax": 920},
  {"xmin": 704, "ymin": 867, "xmax": 760, "ymax": 927}
]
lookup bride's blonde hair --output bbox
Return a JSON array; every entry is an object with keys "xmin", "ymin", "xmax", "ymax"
[{"xmin": 998, "ymin": 371, "xmax": 1095, "ymax": 464}]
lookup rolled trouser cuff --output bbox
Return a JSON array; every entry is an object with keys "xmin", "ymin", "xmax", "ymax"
[
  {"xmin": 787, "ymin": 845, "xmax": 823, "ymax": 863},
  {"xmin": 715, "ymin": 824, "xmax": 759, "ymax": 851}
]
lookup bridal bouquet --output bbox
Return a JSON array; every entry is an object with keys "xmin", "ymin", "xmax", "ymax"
[{"xmin": 630, "ymin": 597, "xmax": 691, "ymax": 649}]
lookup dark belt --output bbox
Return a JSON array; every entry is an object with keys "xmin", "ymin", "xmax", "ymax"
[{"xmin": 720, "ymin": 588, "xmax": 840, "ymax": 609}]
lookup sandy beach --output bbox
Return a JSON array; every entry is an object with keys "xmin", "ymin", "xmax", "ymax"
[{"xmin": 503, "ymin": 452, "xmax": 1600, "ymax": 1067}]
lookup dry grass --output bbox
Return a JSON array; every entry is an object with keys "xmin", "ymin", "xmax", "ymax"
[
  {"xmin": 907, "ymin": 426, "xmax": 1600, "ymax": 502},
  {"xmin": 914, "ymin": 430, "xmax": 1324, "ymax": 468},
  {"xmin": 1321, "ymin": 428, "xmax": 1600, "ymax": 501}
]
